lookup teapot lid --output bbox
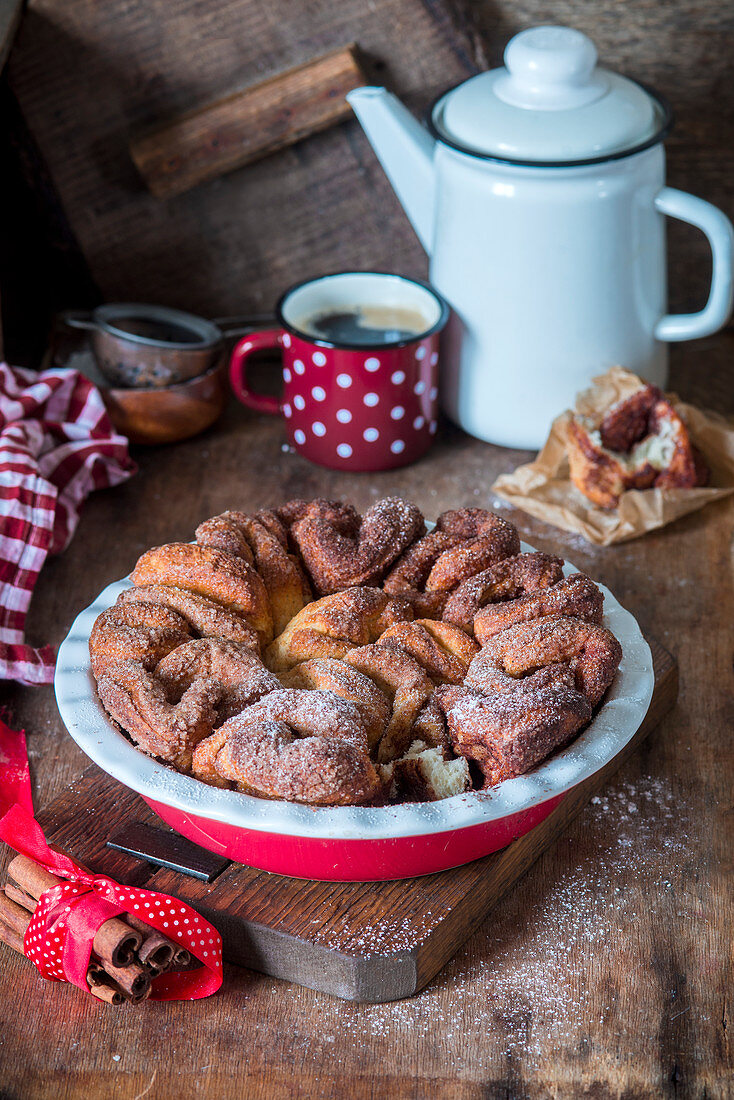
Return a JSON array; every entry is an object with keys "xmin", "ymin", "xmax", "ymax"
[{"xmin": 430, "ymin": 26, "xmax": 671, "ymax": 164}]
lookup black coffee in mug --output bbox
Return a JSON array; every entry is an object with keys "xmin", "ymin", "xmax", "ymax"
[{"xmin": 301, "ymin": 304, "xmax": 430, "ymax": 346}]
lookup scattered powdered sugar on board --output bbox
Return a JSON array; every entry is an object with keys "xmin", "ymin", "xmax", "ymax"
[
  {"xmin": 299, "ymin": 774, "xmax": 697, "ymax": 1063},
  {"xmin": 307, "ymin": 904, "xmax": 445, "ymax": 954}
]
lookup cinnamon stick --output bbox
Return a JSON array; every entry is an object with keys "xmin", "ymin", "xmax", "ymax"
[
  {"xmin": 93, "ymin": 918, "xmax": 141, "ymax": 969},
  {"xmin": 0, "ymin": 893, "xmax": 31, "ymax": 938},
  {"xmin": 0, "ymin": 920, "xmax": 25, "ymax": 954},
  {"xmin": 7, "ymin": 855, "xmax": 142, "ymax": 966},
  {"xmin": 87, "ymin": 961, "xmax": 109, "ymax": 986},
  {"xmin": 88, "ymin": 960, "xmax": 141, "ymax": 1003},
  {"xmin": 4, "ymin": 856, "xmax": 193, "ymax": 996},
  {"xmin": 90, "ymin": 982, "xmax": 125, "ymax": 1006},
  {"xmin": 96, "ymin": 957, "xmax": 151, "ymax": 1002},
  {"xmin": 170, "ymin": 953, "xmax": 201, "ymax": 972},
  {"xmin": 125, "ymin": 915, "xmax": 177, "ymax": 970},
  {"xmin": 0, "ymin": 892, "xmax": 128, "ymax": 1000},
  {"xmin": 172, "ymin": 946, "xmax": 192, "ymax": 969},
  {"xmin": 6, "ymin": 854, "xmax": 61, "ymax": 897},
  {"xmin": 4, "ymin": 882, "xmax": 36, "ymax": 913}
]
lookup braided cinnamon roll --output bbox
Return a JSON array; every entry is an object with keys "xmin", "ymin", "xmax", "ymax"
[
  {"xmin": 264, "ymin": 587, "xmax": 413, "ymax": 671},
  {"xmin": 442, "ymin": 552, "xmax": 564, "ymax": 634},
  {"xmin": 191, "ymin": 689, "xmax": 380, "ymax": 805},
  {"xmin": 195, "ymin": 509, "xmax": 311, "ymax": 634},
  {"xmin": 436, "ymin": 615, "xmax": 621, "ymax": 787},
  {"xmin": 132, "ymin": 542, "xmax": 273, "ymax": 645},
  {"xmin": 96, "ymin": 640, "xmax": 278, "ymax": 769},
  {"xmin": 89, "ymin": 495, "xmax": 624, "ymax": 805},
  {"xmin": 384, "ymin": 508, "xmax": 520, "ymax": 616},
  {"xmin": 473, "ymin": 573, "xmax": 604, "ymax": 644},
  {"xmin": 285, "ymin": 496, "xmax": 426, "ymax": 595}
]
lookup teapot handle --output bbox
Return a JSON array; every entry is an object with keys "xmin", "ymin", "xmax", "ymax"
[{"xmin": 654, "ymin": 187, "xmax": 734, "ymax": 341}]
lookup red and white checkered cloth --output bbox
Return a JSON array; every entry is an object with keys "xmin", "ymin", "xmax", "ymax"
[{"xmin": 0, "ymin": 363, "xmax": 136, "ymax": 685}]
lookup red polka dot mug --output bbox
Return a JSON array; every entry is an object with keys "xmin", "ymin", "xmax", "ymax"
[{"xmin": 228, "ymin": 272, "xmax": 450, "ymax": 471}]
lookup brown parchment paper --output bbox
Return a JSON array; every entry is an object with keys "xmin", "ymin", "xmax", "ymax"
[{"xmin": 492, "ymin": 367, "xmax": 734, "ymax": 546}]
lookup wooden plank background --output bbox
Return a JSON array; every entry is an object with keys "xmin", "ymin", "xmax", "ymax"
[{"xmin": 1, "ymin": 0, "xmax": 733, "ymax": 357}]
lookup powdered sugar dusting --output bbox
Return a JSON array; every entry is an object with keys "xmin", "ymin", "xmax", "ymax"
[
  {"xmin": 293, "ymin": 774, "xmax": 697, "ymax": 1063},
  {"xmin": 308, "ymin": 902, "xmax": 446, "ymax": 955}
]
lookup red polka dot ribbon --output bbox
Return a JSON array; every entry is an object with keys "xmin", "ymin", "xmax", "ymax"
[{"xmin": 0, "ymin": 719, "xmax": 222, "ymax": 1000}]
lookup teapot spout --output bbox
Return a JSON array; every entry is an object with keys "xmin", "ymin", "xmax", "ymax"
[{"xmin": 347, "ymin": 87, "xmax": 436, "ymax": 254}]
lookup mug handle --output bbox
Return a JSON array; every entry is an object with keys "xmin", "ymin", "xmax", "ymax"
[
  {"xmin": 654, "ymin": 187, "xmax": 734, "ymax": 341},
  {"xmin": 229, "ymin": 329, "xmax": 284, "ymax": 415}
]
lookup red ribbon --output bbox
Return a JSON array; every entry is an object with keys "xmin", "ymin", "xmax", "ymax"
[{"xmin": 0, "ymin": 719, "xmax": 222, "ymax": 1000}]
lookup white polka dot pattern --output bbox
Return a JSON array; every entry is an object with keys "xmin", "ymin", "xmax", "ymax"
[
  {"xmin": 22, "ymin": 875, "xmax": 223, "ymax": 1000},
  {"xmin": 282, "ymin": 334, "xmax": 440, "ymax": 467}
]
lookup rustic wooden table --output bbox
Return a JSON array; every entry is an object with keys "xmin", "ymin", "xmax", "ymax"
[{"xmin": 1, "ymin": 341, "xmax": 732, "ymax": 1098}]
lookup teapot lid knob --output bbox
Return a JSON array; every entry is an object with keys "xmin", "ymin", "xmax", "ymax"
[{"xmin": 496, "ymin": 26, "xmax": 608, "ymax": 110}]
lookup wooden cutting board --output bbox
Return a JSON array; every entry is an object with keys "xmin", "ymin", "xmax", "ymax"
[{"xmin": 38, "ymin": 636, "xmax": 676, "ymax": 1003}]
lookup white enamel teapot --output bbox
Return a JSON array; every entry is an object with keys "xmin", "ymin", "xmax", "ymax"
[{"xmin": 348, "ymin": 26, "xmax": 734, "ymax": 449}]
